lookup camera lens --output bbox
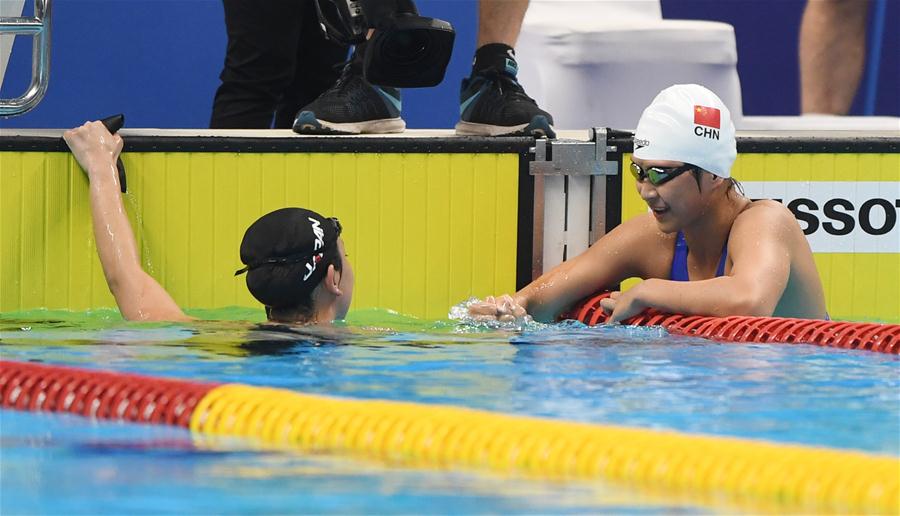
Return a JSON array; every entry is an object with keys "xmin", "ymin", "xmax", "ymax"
[
  {"xmin": 364, "ymin": 16, "xmax": 455, "ymax": 87},
  {"xmin": 382, "ymin": 29, "xmax": 431, "ymax": 65}
]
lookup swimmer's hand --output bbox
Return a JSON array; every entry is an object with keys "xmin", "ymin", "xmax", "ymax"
[
  {"xmin": 468, "ymin": 294, "xmax": 529, "ymax": 323},
  {"xmin": 600, "ymin": 288, "xmax": 648, "ymax": 324},
  {"xmin": 63, "ymin": 121, "xmax": 123, "ymax": 186}
]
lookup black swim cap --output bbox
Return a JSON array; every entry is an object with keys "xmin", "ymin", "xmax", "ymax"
[{"xmin": 236, "ymin": 208, "xmax": 342, "ymax": 308}]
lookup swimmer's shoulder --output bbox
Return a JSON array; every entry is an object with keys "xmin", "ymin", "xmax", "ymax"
[
  {"xmin": 620, "ymin": 211, "xmax": 678, "ymax": 246},
  {"xmin": 732, "ymin": 198, "xmax": 806, "ymax": 243},
  {"xmin": 745, "ymin": 198, "xmax": 789, "ymax": 212},
  {"xmin": 596, "ymin": 212, "xmax": 677, "ymax": 253},
  {"xmin": 594, "ymin": 212, "xmax": 676, "ymax": 277},
  {"xmin": 737, "ymin": 198, "xmax": 799, "ymax": 226}
]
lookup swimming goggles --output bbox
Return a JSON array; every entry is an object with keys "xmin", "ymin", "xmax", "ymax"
[
  {"xmin": 630, "ymin": 162, "xmax": 697, "ymax": 186},
  {"xmin": 234, "ymin": 217, "xmax": 342, "ymax": 276}
]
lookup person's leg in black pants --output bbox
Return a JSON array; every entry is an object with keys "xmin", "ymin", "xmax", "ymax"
[
  {"xmin": 274, "ymin": 2, "xmax": 348, "ymax": 128},
  {"xmin": 210, "ymin": 0, "xmax": 348, "ymax": 129}
]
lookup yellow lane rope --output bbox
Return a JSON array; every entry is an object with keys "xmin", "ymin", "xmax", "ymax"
[{"xmin": 191, "ymin": 384, "xmax": 899, "ymax": 513}]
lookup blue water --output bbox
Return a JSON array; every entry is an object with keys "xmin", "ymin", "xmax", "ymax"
[{"xmin": 1, "ymin": 309, "xmax": 898, "ymax": 514}]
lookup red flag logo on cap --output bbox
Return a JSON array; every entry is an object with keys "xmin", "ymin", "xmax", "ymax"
[{"xmin": 693, "ymin": 105, "xmax": 721, "ymax": 129}]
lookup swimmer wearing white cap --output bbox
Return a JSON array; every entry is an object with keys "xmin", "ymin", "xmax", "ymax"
[{"xmin": 472, "ymin": 84, "xmax": 828, "ymax": 323}]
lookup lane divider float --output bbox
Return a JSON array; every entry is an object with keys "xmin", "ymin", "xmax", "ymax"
[
  {"xmin": 567, "ymin": 292, "xmax": 900, "ymax": 354},
  {"xmin": 1, "ymin": 360, "xmax": 897, "ymax": 513}
]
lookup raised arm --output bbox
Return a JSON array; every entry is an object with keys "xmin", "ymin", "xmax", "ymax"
[{"xmin": 64, "ymin": 122, "xmax": 191, "ymax": 322}]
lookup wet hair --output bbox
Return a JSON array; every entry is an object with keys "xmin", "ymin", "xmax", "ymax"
[
  {"xmin": 691, "ymin": 168, "xmax": 744, "ymax": 196},
  {"xmin": 265, "ymin": 254, "xmax": 342, "ymax": 323},
  {"xmin": 727, "ymin": 177, "xmax": 745, "ymax": 196},
  {"xmin": 235, "ymin": 208, "xmax": 342, "ymax": 323}
]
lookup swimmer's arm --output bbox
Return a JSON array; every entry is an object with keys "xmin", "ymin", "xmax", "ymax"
[
  {"xmin": 513, "ymin": 215, "xmax": 660, "ymax": 321},
  {"xmin": 609, "ymin": 206, "xmax": 792, "ymax": 321},
  {"xmin": 65, "ymin": 122, "xmax": 192, "ymax": 322}
]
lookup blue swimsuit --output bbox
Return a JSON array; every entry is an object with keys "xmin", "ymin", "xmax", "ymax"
[
  {"xmin": 669, "ymin": 231, "xmax": 727, "ymax": 281},
  {"xmin": 669, "ymin": 231, "xmax": 830, "ymax": 320}
]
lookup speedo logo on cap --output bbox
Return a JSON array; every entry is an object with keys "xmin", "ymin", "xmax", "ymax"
[
  {"xmin": 634, "ymin": 138, "xmax": 650, "ymax": 150},
  {"xmin": 693, "ymin": 105, "xmax": 720, "ymax": 140}
]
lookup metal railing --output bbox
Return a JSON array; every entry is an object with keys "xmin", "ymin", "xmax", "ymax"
[
  {"xmin": 0, "ymin": 0, "xmax": 51, "ymax": 116},
  {"xmin": 530, "ymin": 128, "xmax": 619, "ymax": 278}
]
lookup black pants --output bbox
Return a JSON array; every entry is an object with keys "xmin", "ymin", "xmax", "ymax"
[{"xmin": 210, "ymin": 0, "xmax": 349, "ymax": 129}]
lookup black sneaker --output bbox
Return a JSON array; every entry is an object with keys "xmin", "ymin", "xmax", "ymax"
[
  {"xmin": 292, "ymin": 60, "xmax": 405, "ymax": 135},
  {"xmin": 455, "ymin": 69, "xmax": 555, "ymax": 138}
]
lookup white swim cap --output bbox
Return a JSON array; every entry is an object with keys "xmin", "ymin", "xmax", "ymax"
[{"xmin": 632, "ymin": 84, "xmax": 736, "ymax": 178}]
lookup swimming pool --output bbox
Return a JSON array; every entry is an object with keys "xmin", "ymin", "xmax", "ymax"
[{"xmin": 1, "ymin": 308, "xmax": 898, "ymax": 513}]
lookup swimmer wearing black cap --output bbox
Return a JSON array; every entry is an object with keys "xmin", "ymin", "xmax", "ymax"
[
  {"xmin": 64, "ymin": 121, "xmax": 353, "ymax": 324},
  {"xmin": 235, "ymin": 207, "xmax": 353, "ymax": 323},
  {"xmin": 471, "ymin": 84, "xmax": 828, "ymax": 323}
]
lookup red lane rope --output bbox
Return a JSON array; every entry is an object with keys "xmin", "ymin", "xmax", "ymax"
[
  {"xmin": 0, "ymin": 361, "xmax": 219, "ymax": 427},
  {"xmin": 566, "ymin": 292, "xmax": 900, "ymax": 354}
]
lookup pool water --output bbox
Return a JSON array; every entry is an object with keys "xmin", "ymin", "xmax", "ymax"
[{"xmin": 1, "ymin": 308, "xmax": 898, "ymax": 514}]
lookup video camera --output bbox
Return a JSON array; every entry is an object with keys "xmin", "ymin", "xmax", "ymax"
[{"xmin": 314, "ymin": 0, "xmax": 455, "ymax": 88}]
